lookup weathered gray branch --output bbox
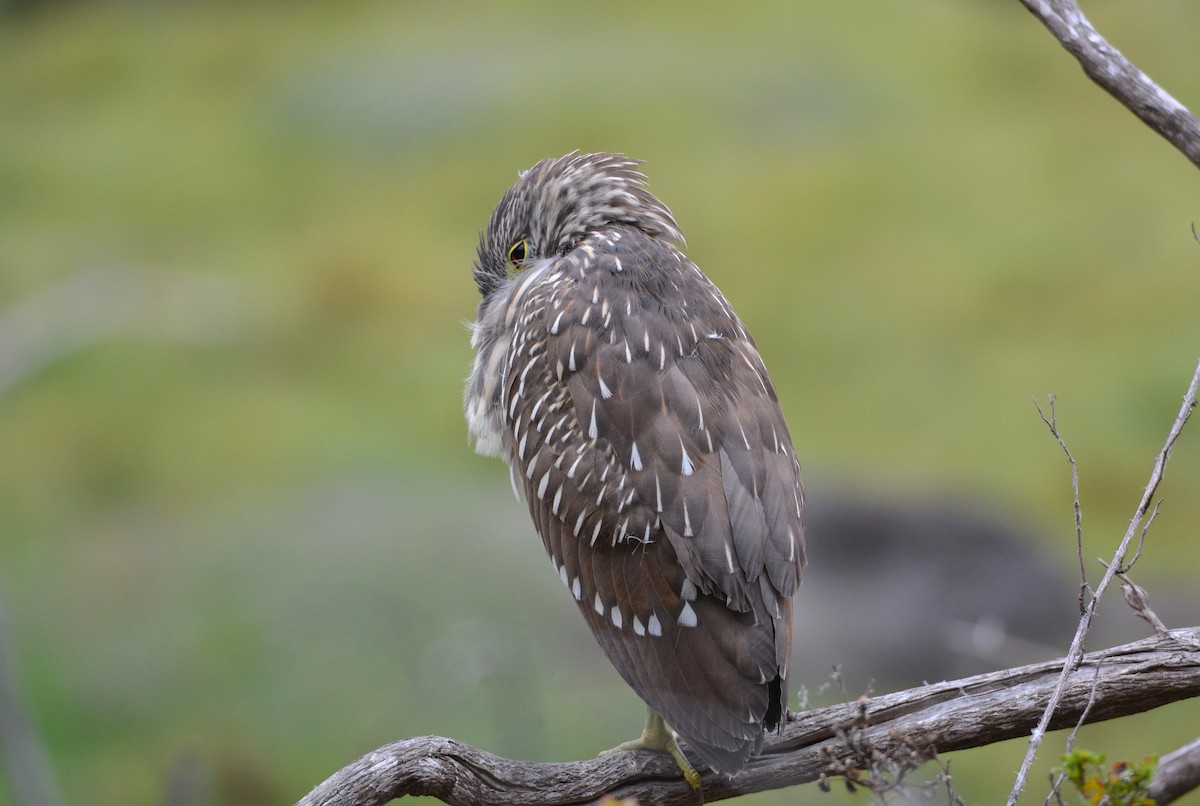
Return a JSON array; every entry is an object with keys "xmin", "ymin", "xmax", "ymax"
[
  {"xmin": 295, "ymin": 627, "xmax": 1200, "ymax": 806},
  {"xmin": 1149, "ymin": 737, "xmax": 1200, "ymax": 805},
  {"xmin": 1019, "ymin": 0, "xmax": 1200, "ymax": 169}
]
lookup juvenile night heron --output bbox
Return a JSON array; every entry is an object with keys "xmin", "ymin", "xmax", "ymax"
[{"xmin": 465, "ymin": 152, "xmax": 805, "ymax": 786}]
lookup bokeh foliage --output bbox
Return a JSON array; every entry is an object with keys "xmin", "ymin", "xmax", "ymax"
[{"xmin": 1, "ymin": 1, "xmax": 1199, "ymax": 804}]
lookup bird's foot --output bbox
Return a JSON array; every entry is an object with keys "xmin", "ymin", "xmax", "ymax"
[{"xmin": 599, "ymin": 709, "xmax": 702, "ymax": 790}]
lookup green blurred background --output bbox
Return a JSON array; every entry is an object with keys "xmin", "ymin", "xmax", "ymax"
[{"xmin": 1, "ymin": 1, "xmax": 1199, "ymax": 803}]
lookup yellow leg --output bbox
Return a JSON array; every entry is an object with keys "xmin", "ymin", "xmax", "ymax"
[{"xmin": 599, "ymin": 708, "xmax": 702, "ymax": 790}]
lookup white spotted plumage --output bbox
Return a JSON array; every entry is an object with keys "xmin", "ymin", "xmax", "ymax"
[
  {"xmin": 464, "ymin": 152, "xmax": 805, "ymax": 779},
  {"xmin": 679, "ymin": 602, "xmax": 698, "ymax": 628}
]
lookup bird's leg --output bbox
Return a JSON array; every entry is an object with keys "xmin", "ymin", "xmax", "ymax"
[{"xmin": 599, "ymin": 708, "xmax": 702, "ymax": 790}]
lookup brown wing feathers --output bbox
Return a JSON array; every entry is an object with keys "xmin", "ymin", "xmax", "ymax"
[{"xmin": 502, "ymin": 225, "xmax": 803, "ymax": 775}]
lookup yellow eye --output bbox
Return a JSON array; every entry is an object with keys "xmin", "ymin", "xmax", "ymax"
[{"xmin": 507, "ymin": 239, "xmax": 529, "ymax": 269}]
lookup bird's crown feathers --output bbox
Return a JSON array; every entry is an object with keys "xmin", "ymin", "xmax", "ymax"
[{"xmin": 473, "ymin": 152, "xmax": 684, "ymax": 296}]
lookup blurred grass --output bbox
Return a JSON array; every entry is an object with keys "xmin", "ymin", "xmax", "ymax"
[{"xmin": 1, "ymin": 1, "xmax": 1199, "ymax": 804}]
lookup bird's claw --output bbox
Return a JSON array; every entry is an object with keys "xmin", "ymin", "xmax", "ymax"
[{"xmin": 599, "ymin": 710, "xmax": 702, "ymax": 791}]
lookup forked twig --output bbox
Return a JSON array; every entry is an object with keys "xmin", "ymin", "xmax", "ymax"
[{"xmin": 1009, "ymin": 359, "xmax": 1200, "ymax": 804}]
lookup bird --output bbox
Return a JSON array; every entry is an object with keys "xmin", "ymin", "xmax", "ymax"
[{"xmin": 464, "ymin": 152, "xmax": 805, "ymax": 787}]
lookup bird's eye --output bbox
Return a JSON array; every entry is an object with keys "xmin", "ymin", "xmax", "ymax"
[{"xmin": 507, "ymin": 239, "xmax": 529, "ymax": 270}]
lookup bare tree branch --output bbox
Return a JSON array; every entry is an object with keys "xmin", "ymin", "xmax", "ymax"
[
  {"xmin": 1019, "ymin": 0, "xmax": 1200, "ymax": 169},
  {"xmin": 294, "ymin": 628, "xmax": 1200, "ymax": 806},
  {"xmin": 1009, "ymin": 359, "xmax": 1200, "ymax": 804},
  {"xmin": 1149, "ymin": 737, "xmax": 1200, "ymax": 806}
]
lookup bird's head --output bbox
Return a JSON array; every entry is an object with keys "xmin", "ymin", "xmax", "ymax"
[{"xmin": 472, "ymin": 152, "xmax": 685, "ymax": 298}]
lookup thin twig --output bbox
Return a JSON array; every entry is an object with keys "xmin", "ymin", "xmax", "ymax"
[
  {"xmin": 1034, "ymin": 395, "xmax": 1088, "ymax": 612},
  {"xmin": 1123, "ymin": 498, "xmax": 1162, "ymax": 571},
  {"xmin": 1008, "ymin": 359, "xmax": 1200, "ymax": 805},
  {"xmin": 1042, "ymin": 657, "xmax": 1105, "ymax": 806}
]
